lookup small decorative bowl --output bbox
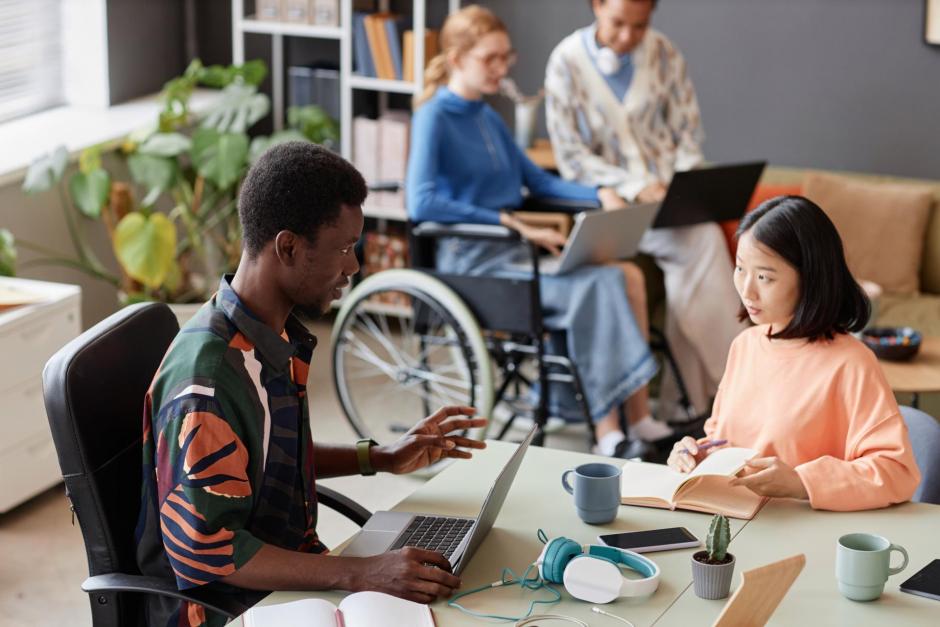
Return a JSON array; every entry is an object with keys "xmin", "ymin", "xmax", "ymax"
[{"xmin": 862, "ymin": 327, "xmax": 922, "ymax": 362}]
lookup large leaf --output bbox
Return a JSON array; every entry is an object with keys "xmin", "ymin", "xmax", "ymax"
[
  {"xmin": 287, "ymin": 105, "xmax": 339, "ymax": 146},
  {"xmin": 68, "ymin": 169, "xmax": 111, "ymax": 218},
  {"xmin": 201, "ymin": 84, "xmax": 270, "ymax": 134},
  {"xmin": 191, "ymin": 128, "xmax": 248, "ymax": 189},
  {"xmin": 0, "ymin": 229, "xmax": 16, "ymax": 277},
  {"xmin": 127, "ymin": 153, "xmax": 178, "ymax": 207},
  {"xmin": 138, "ymin": 133, "xmax": 192, "ymax": 157},
  {"xmin": 113, "ymin": 212, "xmax": 177, "ymax": 289},
  {"xmin": 22, "ymin": 146, "xmax": 69, "ymax": 194},
  {"xmin": 249, "ymin": 129, "xmax": 309, "ymax": 164}
]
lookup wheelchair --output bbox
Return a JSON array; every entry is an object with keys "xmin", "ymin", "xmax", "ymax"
[{"xmin": 330, "ymin": 199, "xmax": 699, "ymax": 448}]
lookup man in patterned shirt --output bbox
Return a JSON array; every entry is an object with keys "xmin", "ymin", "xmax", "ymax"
[
  {"xmin": 135, "ymin": 142, "xmax": 486, "ymax": 626},
  {"xmin": 544, "ymin": 0, "xmax": 744, "ymax": 437}
]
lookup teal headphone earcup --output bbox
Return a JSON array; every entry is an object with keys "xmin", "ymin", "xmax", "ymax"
[{"xmin": 543, "ymin": 537, "xmax": 583, "ymax": 584}]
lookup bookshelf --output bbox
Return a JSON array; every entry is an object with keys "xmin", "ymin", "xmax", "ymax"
[{"xmin": 231, "ymin": 0, "xmax": 459, "ymax": 221}]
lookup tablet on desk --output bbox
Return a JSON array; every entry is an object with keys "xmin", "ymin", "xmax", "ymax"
[{"xmin": 900, "ymin": 559, "xmax": 940, "ymax": 602}]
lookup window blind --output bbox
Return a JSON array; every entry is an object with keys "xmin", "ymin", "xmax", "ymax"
[{"xmin": 0, "ymin": 0, "xmax": 63, "ymax": 124}]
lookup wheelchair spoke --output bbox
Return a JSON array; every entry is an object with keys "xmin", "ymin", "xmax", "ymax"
[{"xmin": 352, "ymin": 315, "xmax": 408, "ymax": 369}]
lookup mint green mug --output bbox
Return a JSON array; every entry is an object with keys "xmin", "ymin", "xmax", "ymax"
[{"xmin": 836, "ymin": 533, "xmax": 909, "ymax": 601}]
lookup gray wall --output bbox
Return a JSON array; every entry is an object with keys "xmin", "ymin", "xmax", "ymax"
[
  {"xmin": 480, "ymin": 0, "xmax": 940, "ymax": 180},
  {"xmin": 107, "ymin": 0, "xmax": 186, "ymax": 104}
]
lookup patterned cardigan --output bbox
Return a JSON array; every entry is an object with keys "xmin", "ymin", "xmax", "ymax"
[{"xmin": 544, "ymin": 27, "xmax": 705, "ymax": 201}]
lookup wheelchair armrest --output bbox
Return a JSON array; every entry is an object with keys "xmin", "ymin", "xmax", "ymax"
[
  {"xmin": 316, "ymin": 484, "xmax": 371, "ymax": 527},
  {"xmin": 410, "ymin": 222, "xmax": 521, "ymax": 242},
  {"xmin": 519, "ymin": 196, "xmax": 601, "ymax": 214},
  {"xmin": 82, "ymin": 573, "xmax": 265, "ymax": 618}
]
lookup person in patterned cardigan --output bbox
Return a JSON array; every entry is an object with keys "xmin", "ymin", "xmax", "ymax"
[
  {"xmin": 545, "ymin": 0, "xmax": 745, "ymax": 418},
  {"xmin": 135, "ymin": 142, "xmax": 487, "ymax": 627}
]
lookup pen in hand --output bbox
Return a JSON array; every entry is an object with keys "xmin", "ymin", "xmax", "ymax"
[{"xmin": 680, "ymin": 439, "xmax": 727, "ymax": 455}]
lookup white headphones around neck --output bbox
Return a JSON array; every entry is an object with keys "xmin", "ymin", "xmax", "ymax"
[
  {"xmin": 596, "ymin": 46, "xmax": 622, "ymax": 76},
  {"xmin": 536, "ymin": 536, "xmax": 661, "ymax": 604}
]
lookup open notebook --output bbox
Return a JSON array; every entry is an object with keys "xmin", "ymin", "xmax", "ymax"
[
  {"xmin": 242, "ymin": 591, "xmax": 434, "ymax": 627},
  {"xmin": 619, "ymin": 447, "xmax": 764, "ymax": 520}
]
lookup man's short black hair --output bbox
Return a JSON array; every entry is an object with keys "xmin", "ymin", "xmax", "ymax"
[
  {"xmin": 238, "ymin": 142, "xmax": 367, "ymax": 257},
  {"xmin": 735, "ymin": 195, "xmax": 870, "ymax": 342}
]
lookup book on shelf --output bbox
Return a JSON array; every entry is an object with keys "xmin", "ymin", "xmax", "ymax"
[
  {"xmin": 352, "ymin": 116, "xmax": 380, "ymax": 187},
  {"xmin": 352, "ymin": 12, "xmax": 375, "ymax": 77},
  {"xmin": 288, "ymin": 64, "xmax": 340, "ymax": 121},
  {"xmin": 403, "ymin": 29, "xmax": 440, "ymax": 82},
  {"xmin": 312, "ymin": 0, "xmax": 339, "ymax": 26},
  {"xmin": 242, "ymin": 591, "xmax": 433, "ymax": 627},
  {"xmin": 364, "ymin": 13, "xmax": 396, "ymax": 80},
  {"xmin": 256, "ymin": 0, "xmax": 282, "ymax": 21},
  {"xmin": 376, "ymin": 111, "xmax": 410, "ymax": 208},
  {"xmin": 619, "ymin": 447, "xmax": 765, "ymax": 520},
  {"xmin": 384, "ymin": 15, "xmax": 412, "ymax": 80},
  {"xmin": 283, "ymin": 0, "xmax": 311, "ymax": 23}
]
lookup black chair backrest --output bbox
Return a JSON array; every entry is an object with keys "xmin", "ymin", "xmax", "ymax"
[
  {"xmin": 42, "ymin": 303, "xmax": 179, "ymax": 622},
  {"xmin": 406, "ymin": 222, "xmax": 542, "ymax": 336}
]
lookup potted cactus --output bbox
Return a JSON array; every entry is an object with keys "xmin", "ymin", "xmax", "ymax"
[{"xmin": 691, "ymin": 514, "xmax": 736, "ymax": 599}]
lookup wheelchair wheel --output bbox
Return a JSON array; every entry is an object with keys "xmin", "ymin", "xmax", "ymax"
[{"xmin": 331, "ymin": 269, "xmax": 493, "ymax": 444}]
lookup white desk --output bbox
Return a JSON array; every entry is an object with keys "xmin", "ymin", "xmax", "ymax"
[
  {"xmin": 234, "ymin": 442, "xmax": 752, "ymax": 626},
  {"xmin": 234, "ymin": 441, "xmax": 940, "ymax": 625}
]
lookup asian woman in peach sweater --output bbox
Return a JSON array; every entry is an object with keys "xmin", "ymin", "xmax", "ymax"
[{"xmin": 666, "ymin": 195, "xmax": 920, "ymax": 511}]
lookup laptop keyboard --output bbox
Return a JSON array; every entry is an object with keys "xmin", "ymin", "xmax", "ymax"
[{"xmin": 390, "ymin": 515, "xmax": 475, "ymax": 559}]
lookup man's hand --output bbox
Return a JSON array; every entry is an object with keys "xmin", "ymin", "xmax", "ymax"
[
  {"xmin": 347, "ymin": 547, "xmax": 461, "ymax": 603},
  {"xmin": 636, "ymin": 181, "xmax": 667, "ymax": 203},
  {"xmin": 728, "ymin": 457, "xmax": 809, "ymax": 499},
  {"xmin": 373, "ymin": 406, "xmax": 487, "ymax": 475},
  {"xmin": 598, "ymin": 186, "xmax": 627, "ymax": 210}
]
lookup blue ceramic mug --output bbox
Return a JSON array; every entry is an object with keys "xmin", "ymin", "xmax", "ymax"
[{"xmin": 561, "ymin": 463, "xmax": 622, "ymax": 524}]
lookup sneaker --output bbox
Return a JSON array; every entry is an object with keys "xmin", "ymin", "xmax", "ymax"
[{"xmin": 612, "ymin": 438, "xmax": 655, "ymax": 461}]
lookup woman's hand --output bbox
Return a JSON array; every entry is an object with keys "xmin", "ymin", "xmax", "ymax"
[
  {"xmin": 598, "ymin": 187, "xmax": 627, "ymax": 210},
  {"xmin": 667, "ymin": 436, "xmax": 708, "ymax": 473},
  {"xmin": 728, "ymin": 457, "xmax": 809, "ymax": 499},
  {"xmin": 518, "ymin": 224, "xmax": 568, "ymax": 256}
]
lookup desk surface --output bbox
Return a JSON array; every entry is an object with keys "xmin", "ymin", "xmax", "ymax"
[
  {"xmin": 235, "ymin": 442, "xmax": 939, "ymax": 626},
  {"xmin": 878, "ymin": 335, "xmax": 940, "ymax": 394}
]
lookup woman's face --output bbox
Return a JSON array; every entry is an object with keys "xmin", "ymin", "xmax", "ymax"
[
  {"xmin": 734, "ymin": 231, "xmax": 801, "ymax": 330},
  {"xmin": 453, "ymin": 31, "xmax": 516, "ymax": 95}
]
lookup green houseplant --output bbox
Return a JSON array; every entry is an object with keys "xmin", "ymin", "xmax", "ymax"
[
  {"xmin": 15, "ymin": 59, "xmax": 338, "ymax": 304},
  {"xmin": 691, "ymin": 513, "xmax": 736, "ymax": 599}
]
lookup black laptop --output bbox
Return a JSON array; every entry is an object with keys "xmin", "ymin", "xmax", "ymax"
[{"xmin": 652, "ymin": 161, "xmax": 767, "ymax": 229}]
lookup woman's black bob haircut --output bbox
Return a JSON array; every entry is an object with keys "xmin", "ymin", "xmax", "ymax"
[{"xmin": 735, "ymin": 195, "xmax": 870, "ymax": 342}]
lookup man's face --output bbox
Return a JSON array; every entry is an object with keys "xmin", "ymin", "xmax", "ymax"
[
  {"xmin": 592, "ymin": 0, "xmax": 655, "ymax": 55},
  {"xmin": 286, "ymin": 203, "xmax": 363, "ymax": 320}
]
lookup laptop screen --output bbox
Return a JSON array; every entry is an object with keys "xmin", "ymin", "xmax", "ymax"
[{"xmin": 453, "ymin": 425, "xmax": 537, "ymax": 574}]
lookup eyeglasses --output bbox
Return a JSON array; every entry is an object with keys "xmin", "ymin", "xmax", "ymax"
[{"xmin": 467, "ymin": 49, "xmax": 518, "ymax": 69}]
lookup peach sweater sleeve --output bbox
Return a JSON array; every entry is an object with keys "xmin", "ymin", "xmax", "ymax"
[{"xmin": 793, "ymin": 356, "xmax": 921, "ymax": 511}]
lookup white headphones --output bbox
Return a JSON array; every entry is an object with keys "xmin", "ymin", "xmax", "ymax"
[
  {"xmin": 536, "ymin": 536, "xmax": 661, "ymax": 604},
  {"xmin": 595, "ymin": 46, "xmax": 622, "ymax": 76}
]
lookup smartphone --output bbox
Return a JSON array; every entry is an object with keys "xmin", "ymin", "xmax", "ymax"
[
  {"xmin": 597, "ymin": 527, "xmax": 700, "ymax": 553},
  {"xmin": 900, "ymin": 559, "xmax": 940, "ymax": 602}
]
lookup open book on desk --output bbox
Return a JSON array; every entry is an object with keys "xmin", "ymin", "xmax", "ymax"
[
  {"xmin": 242, "ymin": 591, "xmax": 434, "ymax": 627},
  {"xmin": 620, "ymin": 447, "xmax": 764, "ymax": 520}
]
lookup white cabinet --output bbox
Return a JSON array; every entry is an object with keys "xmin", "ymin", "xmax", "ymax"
[{"xmin": 0, "ymin": 277, "xmax": 81, "ymax": 513}]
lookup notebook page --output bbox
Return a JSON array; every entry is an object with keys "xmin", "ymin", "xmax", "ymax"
[
  {"xmin": 675, "ymin": 475, "xmax": 765, "ymax": 520},
  {"xmin": 688, "ymin": 447, "xmax": 756, "ymax": 479},
  {"xmin": 242, "ymin": 598, "xmax": 337, "ymax": 627},
  {"xmin": 338, "ymin": 591, "xmax": 434, "ymax": 627},
  {"xmin": 620, "ymin": 460, "xmax": 686, "ymax": 503}
]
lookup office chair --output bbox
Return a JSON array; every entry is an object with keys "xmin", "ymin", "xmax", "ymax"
[
  {"xmin": 42, "ymin": 302, "xmax": 371, "ymax": 626},
  {"xmin": 900, "ymin": 405, "xmax": 940, "ymax": 505}
]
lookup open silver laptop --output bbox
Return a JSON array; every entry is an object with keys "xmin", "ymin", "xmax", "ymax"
[
  {"xmin": 341, "ymin": 425, "xmax": 536, "ymax": 575},
  {"xmin": 512, "ymin": 203, "xmax": 659, "ymax": 276}
]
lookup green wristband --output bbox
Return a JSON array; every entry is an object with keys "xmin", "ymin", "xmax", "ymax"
[{"xmin": 356, "ymin": 438, "xmax": 378, "ymax": 476}]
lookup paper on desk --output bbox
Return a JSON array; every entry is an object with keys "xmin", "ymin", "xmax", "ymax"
[{"xmin": 0, "ymin": 284, "xmax": 48, "ymax": 311}]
